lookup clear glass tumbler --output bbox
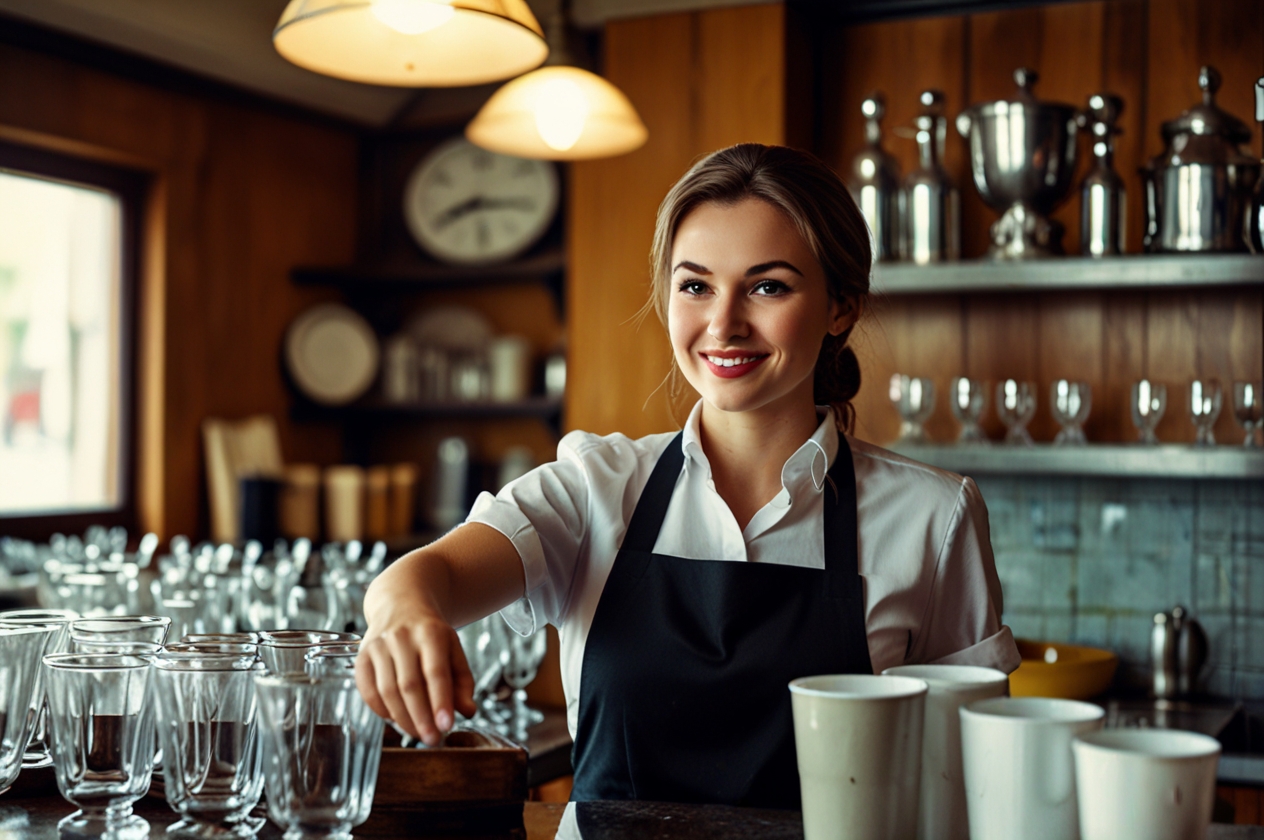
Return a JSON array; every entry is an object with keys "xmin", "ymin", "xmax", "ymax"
[
  {"xmin": 1188, "ymin": 379, "xmax": 1222, "ymax": 446},
  {"xmin": 0, "ymin": 607, "xmax": 77, "ymax": 768},
  {"xmin": 0, "ymin": 624, "xmax": 60, "ymax": 793},
  {"xmin": 70, "ymin": 615, "xmax": 172, "ymax": 651},
  {"xmin": 254, "ymin": 673, "xmax": 384, "ymax": 840},
  {"xmin": 996, "ymin": 380, "xmax": 1037, "ymax": 446},
  {"xmin": 43, "ymin": 653, "xmax": 156, "ymax": 840},
  {"xmin": 1131, "ymin": 380, "xmax": 1166, "ymax": 444},
  {"xmin": 949, "ymin": 377, "xmax": 989, "ymax": 444},
  {"xmin": 1050, "ymin": 380, "xmax": 1092, "ymax": 445},
  {"xmin": 257, "ymin": 631, "xmax": 360, "ymax": 676},
  {"xmin": 889, "ymin": 374, "xmax": 936, "ymax": 444},
  {"xmin": 152, "ymin": 652, "xmax": 266, "ymax": 839}
]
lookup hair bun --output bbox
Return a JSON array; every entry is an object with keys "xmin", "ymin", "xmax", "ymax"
[{"xmin": 814, "ymin": 333, "xmax": 861, "ymax": 431}]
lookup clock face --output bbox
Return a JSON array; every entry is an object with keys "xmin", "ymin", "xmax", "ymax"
[{"xmin": 403, "ymin": 138, "xmax": 559, "ymax": 265}]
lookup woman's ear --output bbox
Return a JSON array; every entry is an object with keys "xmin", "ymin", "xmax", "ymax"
[{"xmin": 827, "ymin": 295, "xmax": 862, "ymax": 337}]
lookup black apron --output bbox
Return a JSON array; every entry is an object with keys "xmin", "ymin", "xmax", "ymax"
[{"xmin": 570, "ymin": 431, "xmax": 872, "ymax": 809}]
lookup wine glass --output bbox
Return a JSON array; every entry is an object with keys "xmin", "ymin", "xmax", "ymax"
[
  {"xmin": 457, "ymin": 616, "xmax": 510, "ymax": 730},
  {"xmin": 502, "ymin": 626, "xmax": 548, "ymax": 740},
  {"xmin": 949, "ymin": 377, "xmax": 988, "ymax": 444},
  {"xmin": 1232, "ymin": 381, "xmax": 1263, "ymax": 447},
  {"xmin": 889, "ymin": 374, "xmax": 935, "ymax": 444},
  {"xmin": 1050, "ymin": 380, "xmax": 1091, "ymax": 446},
  {"xmin": 995, "ymin": 380, "xmax": 1036, "ymax": 446},
  {"xmin": 1188, "ymin": 379, "xmax": 1222, "ymax": 446},
  {"xmin": 1131, "ymin": 380, "xmax": 1166, "ymax": 444}
]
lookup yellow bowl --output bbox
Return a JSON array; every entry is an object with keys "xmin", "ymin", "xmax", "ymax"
[{"xmin": 1008, "ymin": 639, "xmax": 1118, "ymax": 700}]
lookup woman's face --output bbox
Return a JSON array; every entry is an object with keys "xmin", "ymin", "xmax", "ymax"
[{"xmin": 668, "ymin": 198, "xmax": 854, "ymax": 417}]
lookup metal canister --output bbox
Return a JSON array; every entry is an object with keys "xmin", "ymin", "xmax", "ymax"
[
  {"xmin": 847, "ymin": 92, "xmax": 901, "ymax": 261},
  {"xmin": 1248, "ymin": 77, "xmax": 1264, "ymax": 254},
  {"xmin": 1141, "ymin": 66, "xmax": 1260, "ymax": 253},
  {"xmin": 1079, "ymin": 93, "xmax": 1126, "ymax": 256},
  {"xmin": 901, "ymin": 90, "xmax": 959, "ymax": 264}
]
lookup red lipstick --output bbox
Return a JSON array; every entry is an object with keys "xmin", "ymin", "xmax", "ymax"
[{"xmin": 699, "ymin": 351, "xmax": 768, "ymax": 379}]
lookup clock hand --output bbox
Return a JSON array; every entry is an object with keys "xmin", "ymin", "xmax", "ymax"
[
  {"xmin": 476, "ymin": 197, "xmax": 536, "ymax": 212},
  {"xmin": 431, "ymin": 196, "xmax": 484, "ymax": 230}
]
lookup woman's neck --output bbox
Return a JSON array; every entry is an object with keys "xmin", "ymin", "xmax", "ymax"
[{"xmin": 697, "ymin": 391, "xmax": 823, "ymax": 531}]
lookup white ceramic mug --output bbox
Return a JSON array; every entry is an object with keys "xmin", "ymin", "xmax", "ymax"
[
  {"xmin": 1073, "ymin": 728, "xmax": 1220, "ymax": 840},
  {"xmin": 883, "ymin": 664, "xmax": 1010, "ymax": 840},
  {"xmin": 960, "ymin": 697, "xmax": 1104, "ymax": 840},
  {"xmin": 790, "ymin": 674, "xmax": 928, "ymax": 840}
]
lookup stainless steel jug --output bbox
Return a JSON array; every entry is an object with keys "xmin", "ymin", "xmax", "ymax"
[
  {"xmin": 1141, "ymin": 66, "xmax": 1260, "ymax": 253},
  {"xmin": 901, "ymin": 90, "xmax": 960, "ymax": 264},
  {"xmin": 1248, "ymin": 77, "xmax": 1264, "ymax": 254},
  {"xmin": 1079, "ymin": 93, "xmax": 1126, "ymax": 256},
  {"xmin": 848, "ymin": 92, "xmax": 901, "ymax": 261},
  {"xmin": 1151, "ymin": 606, "xmax": 1208, "ymax": 699}
]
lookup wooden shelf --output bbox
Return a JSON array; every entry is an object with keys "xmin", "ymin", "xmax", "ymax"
[
  {"xmin": 291, "ymin": 249, "xmax": 564, "ymax": 291},
  {"xmin": 887, "ymin": 443, "xmax": 1264, "ymax": 479},
  {"xmin": 872, "ymin": 254, "xmax": 1264, "ymax": 295},
  {"xmin": 291, "ymin": 395, "xmax": 564, "ymax": 426}
]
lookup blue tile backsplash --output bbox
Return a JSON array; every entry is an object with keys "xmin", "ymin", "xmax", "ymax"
[{"xmin": 974, "ymin": 475, "xmax": 1264, "ymax": 699}]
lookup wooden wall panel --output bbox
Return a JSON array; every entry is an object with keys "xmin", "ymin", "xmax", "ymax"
[
  {"xmin": 567, "ymin": 4, "xmax": 791, "ymax": 439},
  {"xmin": 0, "ymin": 42, "xmax": 358, "ymax": 538}
]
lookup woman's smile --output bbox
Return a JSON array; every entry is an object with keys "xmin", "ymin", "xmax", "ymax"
[{"xmin": 700, "ymin": 350, "xmax": 769, "ymax": 377}]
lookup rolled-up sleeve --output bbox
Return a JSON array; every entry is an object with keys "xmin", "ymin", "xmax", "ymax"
[
  {"xmin": 465, "ymin": 432, "xmax": 591, "ymax": 635},
  {"xmin": 910, "ymin": 477, "xmax": 1021, "ymax": 674}
]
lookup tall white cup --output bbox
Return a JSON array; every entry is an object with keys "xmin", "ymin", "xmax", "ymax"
[
  {"xmin": 960, "ymin": 697, "xmax": 1104, "ymax": 840},
  {"xmin": 1073, "ymin": 729, "xmax": 1220, "ymax": 840},
  {"xmin": 790, "ymin": 674, "xmax": 928, "ymax": 840},
  {"xmin": 884, "ymin": 665, "xmax": 1010, "ymax": 840}
]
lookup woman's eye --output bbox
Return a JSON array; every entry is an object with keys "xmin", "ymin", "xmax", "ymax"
[
  {"xmin": 677, "ymin": 279, "xmax": 709, "ymax": 295},
  {"xmin": 752, "ymin": 279, "xmax": 790, "ymax": 296}
]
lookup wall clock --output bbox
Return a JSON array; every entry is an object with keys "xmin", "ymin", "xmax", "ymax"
[{"xmin": 403, "ymin": 137, "xmax": 559, "ymax": 265}]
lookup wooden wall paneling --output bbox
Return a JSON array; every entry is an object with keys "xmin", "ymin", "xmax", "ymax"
[
  {"xmin": 1100, "ymin": 0, "xmax": 1148, "ymax": 255},
  {"xmin": 1100, "ymin": 291, "xmax": 1147, "ymax": 444},
  {"xmin": 1037, "ymin": 292, "xmax": 1106, "ymax": 443},
  {"xmin": 1144, "ymin": 291, "xmax": 1199, "ymax": 443},
  {"xmin": 695, "ymin": 4, "xmax": 786, "ymax": 151},
  {"xmin": 963, "ymin": 295, "xmax": 1041, "ymax": 441}
]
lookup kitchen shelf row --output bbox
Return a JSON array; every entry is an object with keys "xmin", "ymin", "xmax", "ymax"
[
  {"xmin": 291, "ymin": 395, "xmax": 565, "ymax": 435},
  {"xmin": 888, "ymin": 443, "xmax": 1264, "ymax": 479}
]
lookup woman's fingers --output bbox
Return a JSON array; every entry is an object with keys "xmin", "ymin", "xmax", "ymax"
[
  {"xmin": 385, "ymin": 628, "xmax": 440, "ymax": 744},
  {"xmin": 418, "ymin": 622, "xmax": 456, "ymax": 734},
  {"xmin": 368, "ymin": 639, "xmax": 423, "ymax": 741},
  {"xmin": 448, "ymin": 630, "xmax": 478, "ymax": 718}
]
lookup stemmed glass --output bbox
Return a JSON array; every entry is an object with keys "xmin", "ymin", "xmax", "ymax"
[
  {"xmin": 502, "ymin": 626, "xmax": 549, "ymax": 739},
  {"xmin": 1189, "ymin": 379, "xmax": 1222, "ymax": 446},
  {"xmin": 457, "ymin": 616, "xmax": 511, "ymax": 730},
  {"xmin": 949, "ymin": 377, "xmax": 988, "ymax": 444},
  {"xmin": 1131, "ymin": 380, "xmax": 1166, "ymax": 444},
  {"xmin": 1232, "ymin": 381, "xmax": 1263, "ymax": 446},
  {"xmin": 996, "ymin": 380, "xmax": 1036, "ymax": 446},
  {"xmin": 1050, "ymin": 380, "xmax": 1091, "ymax": 446},
  {"xmin": 889, "ymin": 374, "xmax": 935, "ymax": 444}
]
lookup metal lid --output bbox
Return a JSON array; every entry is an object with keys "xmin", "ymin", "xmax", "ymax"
[
  {"xmin": 967, "ymin": 68, "xmax": 1077, "ymax": 119},
  {"xmin": 1160, "ymin": 66, "xmax": 1251, "ymax": 143}
]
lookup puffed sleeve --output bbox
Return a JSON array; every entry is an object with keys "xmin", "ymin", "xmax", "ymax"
[
  {"xmin": 908, "ymin": 477, "xmax": 1022, "ymax": 673},
  {"xmin": 464, "ymin": 431, "xmax": 592, "ymax": 636}
]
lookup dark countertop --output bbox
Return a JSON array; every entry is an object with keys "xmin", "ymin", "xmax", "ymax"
[{"xmin": 1, "ymin": 795, "xmax": 1261, "ymax": 840}]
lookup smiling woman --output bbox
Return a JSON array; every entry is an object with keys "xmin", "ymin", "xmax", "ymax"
[{"xmin": 355, "ymin": 143, "xmax": 1019, "ymax": 810}]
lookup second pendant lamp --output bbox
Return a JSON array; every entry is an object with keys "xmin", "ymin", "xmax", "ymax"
[{"xmin": 466, "ymin": 9, "xmax": 647, "ymax": 160}]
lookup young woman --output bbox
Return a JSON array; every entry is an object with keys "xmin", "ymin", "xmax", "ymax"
[{"xmin": 356, "ymin": 143, "xmax": 1019, "ymax": 809}]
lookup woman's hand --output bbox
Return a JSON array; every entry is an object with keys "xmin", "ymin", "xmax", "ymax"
[
  {"xmin": 355, "ymin": 605, "xmax": 477, "ymax": 746},
  {"xmin": 353, "ymin": 523, "xmax": 527, "ymax": 746}
]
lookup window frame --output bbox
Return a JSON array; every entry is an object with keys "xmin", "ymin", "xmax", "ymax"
[{"xmin": 0, "ymin": 140, "xmax": 148, "ymax": 541}]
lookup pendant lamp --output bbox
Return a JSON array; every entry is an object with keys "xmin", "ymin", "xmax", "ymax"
[
  {"xmin": 274, "ymin": 0, "xmax": 548, "ymax": 87},
  {"xmin": 465, "ymin": 9, "xmax": 647, "ymax": 160}
]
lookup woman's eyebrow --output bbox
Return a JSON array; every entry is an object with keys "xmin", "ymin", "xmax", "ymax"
[
  {"xmin": 745, "ymin": 260, "xmax": 803, "ymax": 277},
  {"xmin": 672, "ymin": 260, "xmax": 710, "ymax": 274}
]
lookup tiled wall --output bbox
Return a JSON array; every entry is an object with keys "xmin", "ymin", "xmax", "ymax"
[{"xmin": 975, "ymin": 476, "xmax": 1264, "ymax": 700}]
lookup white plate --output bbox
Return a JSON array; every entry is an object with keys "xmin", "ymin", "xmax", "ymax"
[
  {"xmin": 285, "ymin": 304, "xmax": 380, "ymax": 405},
  {"xmin": 406, "ymin": 305, "xmax": 494, "ymax": 351}
]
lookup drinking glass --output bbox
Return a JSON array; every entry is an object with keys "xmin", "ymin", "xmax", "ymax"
[
  {"xmin": 949, "ymin": 377, "xmax": 989, "ymax": 444},
  {"xmin": 1188, "ymin": 379, "xmax": 1222, "ymax": 446},
  {"xmin": 43, "ymin": 653, "xmax": 156, "ymax": 840},
  {"xmin": 1050, "ymin": 380, "xmax": 1092, "ymax": 446},
  {"xmin": 152, "ymin": 652, "xmax": 266, "ymax": 839},
  {"xmin": 996, "ymin": 379, "xmax": 1037, "ymax": 445},
  {"xmin": 889, "ymin": 375, "xmax": 935, "ymax": 444},
  {"xmin": 1232, "ymin": 381, "xmax": 1263, "ymax": 446},
  {"xmin": 503, "ymin": 626, "xmax": 548, "ymax": 739},
  {"xmin": 257, "ymin": 630, "xmax": 360, "ymax": 675},
  {"xmin": 0, "ymin": 624, "xmax": 59, "ymax": 794},
  {"xmin": 70, "ymin": 615, "xmax": 172, "ymax": 651},
  {"xmin": 457, "ymin": 616, "xmax": 510, "ymax": 729},
  {"xmin": 0, "ymin": 607, "xmax": 78, "ymax": 768},
  {"xmin": 1131, "ymin": 380, "xmax": 1166, "ymax": 444},
  {"xmin": 254, "ymin": 673, "xmax": 384, "ymax": 840},
  {"xmin": 182, "ymin": 633, "xmax": 261, "ymax": 646},
  {"xmin": 304, "ymin": 643, "xmax": 359, "ymax": 677}
]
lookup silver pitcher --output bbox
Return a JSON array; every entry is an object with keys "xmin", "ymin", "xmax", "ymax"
[
  {"xmin": 1141, "ymin": 66, "xmax": 1260, "ymax": 253},
  {"xmin": 848, "ymin": 92, "xmax": 901, "ymax": 261},
  {"xmin": 1151, "ymin": 606, "xmax": 1208, "ymax": 699},
  {"xmin": 1078, "ymin": 93, "xmax": 1126, "ymax": 256},
  {"xmin": 1248, "ymin": 77, "xmax": 1264, "ymax": 254},
  {"xmin": 956, "ymin": 68, "xmax": 1081, "ymax": 259},
  {"xmin": 901, "ymin": 90, "xmax": 960, "ymax": 264}
]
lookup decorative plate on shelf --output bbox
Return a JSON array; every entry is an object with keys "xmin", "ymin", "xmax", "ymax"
[
  {"xmin": 403, "ymin": 137, "xmax": 559, "ymax": 266},
  {"xmin": 285, "ymin": 304, "xmax": 380, "ymax": 405}
]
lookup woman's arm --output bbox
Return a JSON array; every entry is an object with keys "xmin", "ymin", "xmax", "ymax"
[{"xmin": 355, "ymin": 522, "xmax": 525, "ymax": 745}]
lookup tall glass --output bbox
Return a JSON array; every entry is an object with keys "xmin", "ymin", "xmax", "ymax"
[
  {"xmin": 254, "ymin": 673, "xmax": 384, "ymax": 840},
  {"xmin": 0, "ymin": 607, "xmax": 78, "ymax": 768},
  {"xmin": 257, "ymin": 631, "xmax": 359, "ymax": 676},
  {"xmin": 43, "ymin": 653, "xmax": 156, "ymax": 840},
  {"xmin": 152, "ymin": 653, "xmax": 266, "ymax": 838},
  {"xmin": 0, "ymin": 624, "xmax": 59, "ymax": 793}
]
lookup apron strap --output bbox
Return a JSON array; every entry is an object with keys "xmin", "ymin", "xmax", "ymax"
[
  {"xmin": 823, "ymin": 434, "xmax": 864, "ymax": 607},
  {"xmin": 620, "ymin": 432, "xmax": 685, "ymax": 554}
]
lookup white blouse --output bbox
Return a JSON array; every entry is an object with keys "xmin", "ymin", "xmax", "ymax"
[{"xmin": 466, "ymin": 401, "xmax": 1020, "ymax": 738}]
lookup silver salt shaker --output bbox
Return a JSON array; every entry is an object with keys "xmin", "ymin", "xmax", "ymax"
[
  {"xmin": 1079, "ymin": 93, "xmax": 1126, "ymax": 256},
  {"xmin": 848, "ymin": 92, "xmax": 901, "ymax": 261}
]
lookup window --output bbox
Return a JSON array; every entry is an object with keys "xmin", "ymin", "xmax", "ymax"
[{"xmin": 0, "ymin": 143, "xmax": 145, "ymax": 539}]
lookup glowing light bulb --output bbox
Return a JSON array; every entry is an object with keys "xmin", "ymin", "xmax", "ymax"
[
  {"xmin": 533, "ymin": 76, "xmax": 589, "ymax": 152},
  {"xmin": 371, "ymin": 0, "xmax": 454, "ymax": 35}
]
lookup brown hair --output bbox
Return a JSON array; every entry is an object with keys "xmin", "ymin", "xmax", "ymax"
[{"xmin": 648, "ymin": 143, "xmax": 872, "ymax": 431}]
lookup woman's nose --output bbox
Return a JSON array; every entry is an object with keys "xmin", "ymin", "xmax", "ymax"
[{"xmin": 706, "ymin": 292, "xmax": 749, "ymax": 342}]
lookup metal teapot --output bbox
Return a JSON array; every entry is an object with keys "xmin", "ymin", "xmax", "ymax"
[
  {"xmin": 1151, "ymin": 605, "xmax": 1208, "ymax": 699},
  {"xmin": 1141, "ymin": 66, "xmax": 1260, "ymax": 253}
]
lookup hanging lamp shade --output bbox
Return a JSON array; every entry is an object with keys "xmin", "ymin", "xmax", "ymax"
[
  {"xmin": 466, "ymin": 65, "xmax": 647, "ymax": 160},
  {"xmin": 273, "ymin": 0, "xmax": 548, "ymax": 87}
]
